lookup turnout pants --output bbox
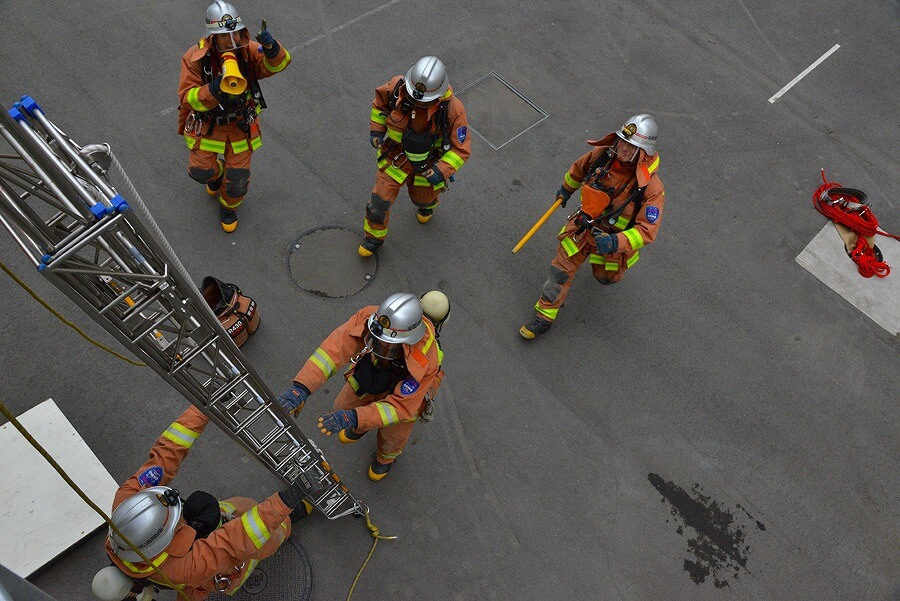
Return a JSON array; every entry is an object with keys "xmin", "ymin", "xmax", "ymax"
[
  {"xmin": 333, "ymin": 382, "xmax": 415, "ymax": 464},
  {"xmin": 185, "ymin": 121, "xmax": 261, "ymax": 210},
  {"xmin": 363, "ymin": 168, "xmax": 442, "ymax": 244}
]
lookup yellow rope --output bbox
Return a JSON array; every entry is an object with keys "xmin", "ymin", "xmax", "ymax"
[
  {"xmin": 346, "ymin": 504, "xmax": 397, "ymax": 600},
  {"xmin": 0, "ymin": 401, "xmax": 189, "ymax": 600},
  {"xmin": 0, "ymin": 258, "xmax": 146, "ymax": 367}
]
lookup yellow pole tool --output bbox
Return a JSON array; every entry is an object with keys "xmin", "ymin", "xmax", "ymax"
[{"xmin": 512, "ymin": 197, "xmax": 564, "ymax": 253}]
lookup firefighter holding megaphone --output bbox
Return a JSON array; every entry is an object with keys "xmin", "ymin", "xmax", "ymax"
[{"xmin": 178, "ymin": 2, "xmax": 291, "ymax": 232}]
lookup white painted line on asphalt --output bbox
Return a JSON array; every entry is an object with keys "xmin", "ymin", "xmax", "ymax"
[
  {"xmin": 795, "ymin": 223, "xmax": 899, "ymax": 335},
  {"xmin": 768, "ymin": 44, "xmax": 840, "ymax": 103},
  {"xmin": 161, "ymin": 0, "xmax": 404, "ymax": 116}
]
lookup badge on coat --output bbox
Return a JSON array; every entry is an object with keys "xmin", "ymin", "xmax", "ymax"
[
  {"xmin": 138, "ymin": 466, "xmax": 163, "ymax": 487},
  {"xmin": 457, "ymin": 126, "xmax": 467, "ymax": 144},
  {"xmin": 400, "ymin": 377, "xmax": 419, "ymax": 396},
  {"xmin": 646, "ymin": 206, "xmax": 660, "ymax": 224}
]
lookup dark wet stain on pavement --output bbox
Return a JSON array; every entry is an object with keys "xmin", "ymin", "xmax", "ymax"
[{"xmin": 648, "ymin": 473, "xmax": 765, "ymax": 588}]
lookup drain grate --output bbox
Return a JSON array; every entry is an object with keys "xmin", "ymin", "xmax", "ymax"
[
  {"xmin": 456, "ymin": 72, "xmax": 549, "ymax": 150},
  {"xmin": 208, "ymin": 538, "xmax": 312, "ymax": 600},
  {"xmin": 287, "ymin": 225, "xmax": 378, "ymax": 298}
]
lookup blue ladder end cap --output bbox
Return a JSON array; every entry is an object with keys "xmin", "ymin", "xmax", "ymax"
[
  {"xmin": 37, "ymin": 262, "xmax": 48, "ymax": 272},
  {"xmin": 18, "ymin": 96, "xmax": 42, "ymax": 114},
  {"xmin": 111, "ymin": 194, "xmax": 130, "ymax": 213},
  {"xmin": 8, "ymin": 107, "xmax": 26, "ymax": 122},
  {"xmin": 90, "ymin": 203, "xmax": 107, "ymax": 220}
]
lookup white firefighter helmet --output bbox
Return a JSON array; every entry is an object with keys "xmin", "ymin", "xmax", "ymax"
[
  {"xmin": 91, "ymin": 566, "xmax": 135, "ymax": 601},
  {"xmin": 108, "ymin": 487, "xmax": 182, "ymax": 563},
  {"xmin": 420, "ymin": 290, "xmax": 450, "ymax": 326},
  {"xmin": 404, "ymin": 56, "xmax": 449, "ymax": 103},
  {"xmin": 616, "ymin": 114, "xmax": 658, "ymax": 155},
  {"xmin": 206, "ymin": 1, "xmax": 245, "ymax": 35},
  {"xmin": 366, "ymin": 293, "xmax": 425, "ymax": 359}
]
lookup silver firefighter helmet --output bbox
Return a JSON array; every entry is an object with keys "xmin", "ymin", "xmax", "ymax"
[
  {"xmin": 108, "ymin": 486, "xmax": 182, "ymax": 563},
  {"xmin": 404, "ymin": 56, "xmax": 449, "ymax": 103},
  {"xmin": 366, "ymin": 293, "xmax": 426, "ymax": 359},
  {"xmin": 616, "ymin": 114, "xmax": 658, "ymax": 155},
  {"xmin": 206, "ymin": 1, "xmax": 246, "ymax": 35}
]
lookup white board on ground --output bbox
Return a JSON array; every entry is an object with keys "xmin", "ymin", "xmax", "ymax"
[
  {"xmin": 796, "ymin": 223, "xmax": 900, "ymax": 335},
  {"xmin": 0, "ymin": 398, "xmax": 118, "ymax": 577}
]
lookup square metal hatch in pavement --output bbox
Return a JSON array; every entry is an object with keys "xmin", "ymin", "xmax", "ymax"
[{"xmin": 456, "ymin": 72, "xmax": 549, "ymax": 150}]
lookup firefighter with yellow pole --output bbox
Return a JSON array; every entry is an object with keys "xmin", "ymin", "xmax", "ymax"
[{"xmin": 517, "ymin": 115, "xmax": 666, "ymax": 339}]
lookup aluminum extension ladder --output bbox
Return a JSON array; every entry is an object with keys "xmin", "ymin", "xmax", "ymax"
[{"xmin": 0, "ymin": 96, "xmax": 361, "ymax": 519}]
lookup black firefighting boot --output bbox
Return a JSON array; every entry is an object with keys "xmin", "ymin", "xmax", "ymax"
[
  {"xmin": 357, "ymin": 237, "xmax": 382, "ymax": 258},
  {"xmin": 416, "ymin": 207, "xmax": 434, "ymax": 223},
  {"xmin": 519, "ymin": 316, "xmax": 552, "ymax": 340},
  {"xmin": 339, "ymin": 428, "xmax": 366, "ymax": 444},
  {"xmin": 368, "ymin": 452, "xmax": 392, "ymax": 482},
  {"xmin": 219, "ymin": 205, "xmax": 237, "ymax": 233},
  {"xmin": 206, "ymin": 159, "xmax": 225, "ymax": 197}
]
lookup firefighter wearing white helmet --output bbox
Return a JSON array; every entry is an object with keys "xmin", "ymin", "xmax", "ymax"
[
  {"xmin": 178, "ymin": 2, "xmax": 292, "ymax": 232},
  {"xmin": 358, "ymin": 57, "xmax": 472, "ymax": 257},
  {"xmin": 281, "ymin": 292, "xmax": 446, "ymax": 481},
  {"xmin": 101, "ymin": 404, "xmax": 315, "ymax": 599},
  {"xmin": 519, "ymin": 114, "xmax": 666, "ymax": 339}
]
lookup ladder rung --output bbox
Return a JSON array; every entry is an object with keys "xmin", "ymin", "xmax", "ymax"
[
  {"xmin": 170, "ymin": 336, "xmax": 218, "ymax": 374},
  {"xmin": 131, "ymin": 309, "xmax": 175, "ymax": 345}
]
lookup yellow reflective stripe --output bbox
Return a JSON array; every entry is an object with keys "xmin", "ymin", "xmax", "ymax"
[
  {"xmin": 187, "ymin": 87, "xmax": 208, "ymax": 112},
  {"xmin": 564, "ymin": 172, "xmax": 581, "ymax": 189},
  {"xmin": 374, "ymin": 401, "xmax": 400, "ymax": 426},
  {"xmin": 363, "ymin": 219, "xmax": 388, "ymax": 238},
  {"xmin": 386, "ymin": 128, "xmax": 402, "ymax": 143},
  {"xmin": 250, "ymin": 136, "xmax": 262, "ymax": 150},
  {"xmin": 558, "ymin": 226, "xmax": 567, "ymax": 236},
  {"xmin": 613, "ymin": 215, "xmax": 630, "ymax": 230},
  {"xmin": 162, "ymin": 422, "xmax": 201, "ymax": 448},
  {"xmin": 240, "ymin": 506, "xmax": 270, "ymax": 550},
  {"xmin": 421, "ymin": 322, "xmax": 435, "ymax": 354},
  {"xmin": 605, "ymin": 261, "xmax": 619, "ymax": 271},
  {"xmin": 264, "ymin": 50, "xmax": 291, "ymax": 73},
  {"xmin": 231, "ymin": 139, "xmax": 249, "ymax": 153},
  {"xmin": 370, "ymin": 108, "xmax": 387, "ymax": 125},
  {"xmin": 560, "ymin": 236, "xmax": 578, "ymax": 257},
  {"xmin": 348, "ymin": 375, "xmax": 360, "ymax": 392},
  {"xmin": 534, "ymin": 302, "xmax": 557, "ymax": 320},
  {"xmin": 184, "ymin": 135, "xmax": 198, "ymax": 150},
  {"xmin": 647, "ymin": 155, "xmax": 660, "ymax": 174},
  {"xmin": 219, "ymin": 501, "xmax": 237, "ymax": 516},
  {"xmin": 626, "ymin": 251, "xmax": 640, "ymax": 268},
  {"xmin": 623, "ymin": 228, "xmax": 644, "ymax": 250},
  {"xmin": 588, "ymin": 253, "xmax": 604, "ymax": 265},
  {"xmin": 198, "ymin": 138, "xmax": 226, "ymax": 154},
  {"xmin": 412, "ymin": 175, "xmax": 444, "ymax": 189},
  {"xmin": 405, "ymin": 150, "xmax": 430, "ymax": 162},
  {"xmin": 441, "ymin": 150, "xmax": 465, "ymax": 170},
  {"xmin": 437, "ymin": 346, "xmax": 444, "ymax": 366},
  {"xmin": 309, "ymin": 348, "xmax": 337, "ymax": 379},
  {"xmin": 381, "ymin": 449, "xmax": 402, "ymax": 459},
  {"xmin": 234, "ymin": 558, "xmax": 260, "ymax": 592},
  {"xmin": 120, "ymin": 552, "xmax": 169, "ymax": 575},
  {"xmin": 383, "ymin": 163, "xmax": 407, "ymax": 184}
]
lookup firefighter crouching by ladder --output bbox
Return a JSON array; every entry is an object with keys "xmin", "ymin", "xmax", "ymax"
[
  {"xmin": 177, "ymin": 1, "xmax": 291, "ymax": 233},
  {"xmin": 359, "ymin": 57, "xmax": 472, "ymax": 257},
  {"xmin": 93, "ymin": 405, "xmax": 315, "ymax": 601},
  {"xmin": 278, "ymin": 292, "xmax": 449, "ymax": 481},
  {"xmin": 520, "ymin": 114, "xmax": 666, "ymax": 339}
]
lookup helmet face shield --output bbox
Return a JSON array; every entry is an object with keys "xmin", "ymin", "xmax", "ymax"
[
  {"xmin": 611, "ymin": 137, "xmax": 639, "ymax": 163},
  {"xmin": 364, "ymin": 331, "xmax": 404, "ymax": 360},
  {"xmin": 213, "ymin": 30, "xmax": 250, "ymax": 52}
]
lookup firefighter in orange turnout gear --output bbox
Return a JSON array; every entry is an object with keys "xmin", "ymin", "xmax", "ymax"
[
  {"xmin": 178, "ymin": 1, "xmax": 291, "ymax": 233},
  {"xmin": 520, "ymin": 114, "xmax": 666, "ymax": 339},
  {"xmin": 103, "ymin": 405, "xmax": 314, "ymax": 600},
  {"xmin": 278, "ymin": 293, "xmax": 445, "ymax": 481},
  {"xmin": 358, "ymin": 57, "xmax": 471, "ymax": 256}
]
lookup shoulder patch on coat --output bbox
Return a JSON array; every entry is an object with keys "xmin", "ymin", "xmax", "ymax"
[
  {"xmin": 400, "ymin": 377, "xmax": 420, "ymax": 396},
  {"xmin": 645, "ymin": 206, "xmax": 660, "ymax": 224},
  {"xmin": 457, "ymin": 126, "xmax": 467, "ymax": 144},
  {"xmin": 138, "ymin": 466, "xmax": 163, "ymax": 487}
]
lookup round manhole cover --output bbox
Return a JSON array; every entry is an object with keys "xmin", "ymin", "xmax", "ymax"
[
  {"xmin": 207, "ymin": 539, "xmax": 312, "ymax": 600},
  {"xmin": 287, "ymin": 225, "xmax": 378, "ymax": 298}
]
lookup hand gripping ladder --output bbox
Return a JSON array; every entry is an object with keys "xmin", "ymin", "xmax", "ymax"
[{"xmin": 0, "ymin": 97, "xmax": 361, "ymax": 519}]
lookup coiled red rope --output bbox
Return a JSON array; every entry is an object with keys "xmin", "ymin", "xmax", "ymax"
[{"xmin": 812, "ymin": 170, "xmax": 897, "ymax": 278}]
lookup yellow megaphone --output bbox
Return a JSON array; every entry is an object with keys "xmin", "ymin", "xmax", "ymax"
[{"xmin": 220, "ymin": 52, "xmax": 247, "ymax": 95}]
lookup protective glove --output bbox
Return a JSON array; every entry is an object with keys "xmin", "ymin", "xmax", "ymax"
[
  {"xmin": 556, "ymin": 186, "xmax": 572, "ymax": 208},
  {"xmin": 424, "ymin": 168, "xmax": 445, "ymax": 186},
  {"xmin": 593, "ymin": 232, "xmax": 618, "ymax": 255},
  {"xmin": 278, "ymin": 472, "xmax": 319, "ymax": 509},
  {"xmin": 317, "ymin": 409, "xmax": 358, "ymax": 436},
  {"xmin": 255, "ymin": 23, "xmax": 280, "ymax": 58},
  {"xmin": 278, "ymin": 383, "xmax": 310, "ymax": 417},
  {"xmin": 209, "ymin": 75, "xmax": 229, "ymax": 103},
  {"xmin": 370, "ymin": 132, "xmax": 384, "ymax": 149}
]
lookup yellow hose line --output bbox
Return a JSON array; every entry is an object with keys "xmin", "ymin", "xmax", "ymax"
[
  {"xmin": 346, "ymin": 505, "xmax": 397, "ymax": 600},
  {"xmin": 0, "ymin": 259, "xmax": 146, "ymax": 367},
  {"xmin": 0, "ymin": 401, "xmax": 189, "ymax": 600}
]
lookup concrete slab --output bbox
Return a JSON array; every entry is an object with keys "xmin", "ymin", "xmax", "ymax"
[
  {"xmin": 796, "ymin": 223, "xmax": 899, "ymax": 335},
  {"xmin": 0, "ymin": 399, "xmax": 117, "ymax": 577}
]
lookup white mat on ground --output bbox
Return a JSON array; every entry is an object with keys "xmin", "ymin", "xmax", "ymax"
[
  {"xmin": 0, "ymin": 398, "xmax": 118, "ymax": 577},
  {"xmin": 796, "ymin": 223, "xmax": 900, "ymax": 335}
]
